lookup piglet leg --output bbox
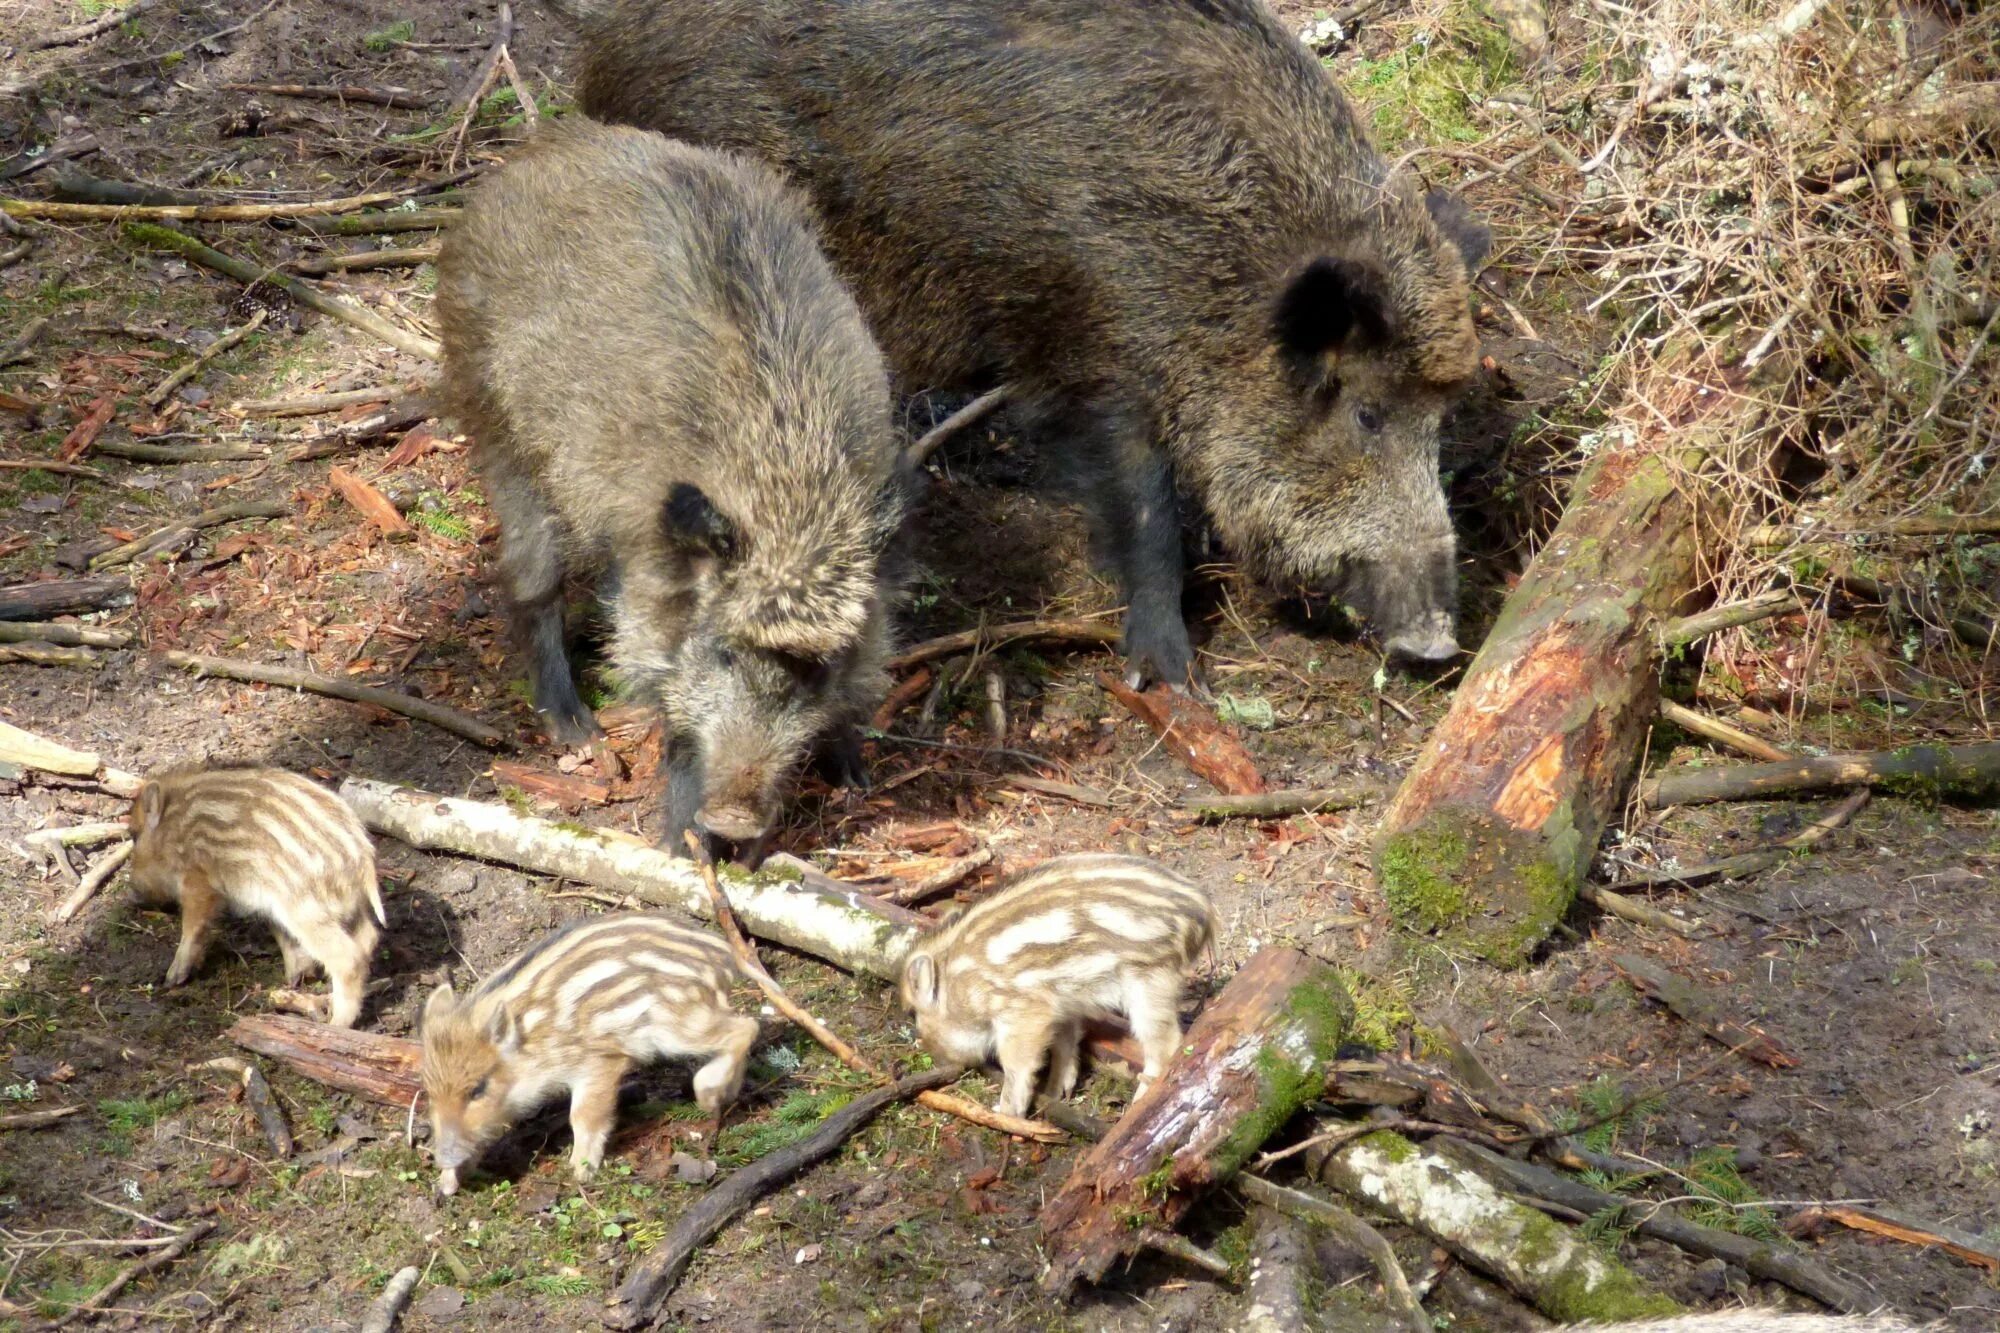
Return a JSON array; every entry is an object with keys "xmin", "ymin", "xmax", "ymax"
[
  {"xmin": 567, "ymin": 1056, "xmax": 630, "ymax": 1181},
  {"xmin": 164, "ymin": 869, "xmax": 219, "ymax": 988},
  {"xmin": 993, "ymin": 1013, "xmax": 1059, "ymax": 1118}
]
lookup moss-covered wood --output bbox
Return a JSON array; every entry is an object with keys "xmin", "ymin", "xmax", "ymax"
[
  {"xmin": 1640, "ymin": 739, "xmax": 2000, "ymax": 807},
  {"xmin": 1373, "ymin": 384, "xmax": 1743, "ymax": 965},
  {"xmin": 1037, "ymin": 948, "xmax": 1353, "ymax": 1296}
]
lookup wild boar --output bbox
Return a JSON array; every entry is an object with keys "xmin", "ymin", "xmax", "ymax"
[
  {"xmin": 418, "ymin": 912, "xmax": 759, "ymax": 1195},
  {"xmin": 435, "ymin": 118, "xmax": 907, "ymax": 859},
  {"xmin": 898, "ymin": 854, "xmax": 1214, "ymax": 1115},
  {"xmin": 126, "ymin": 764, "xmax": 384, "ymax": 1029},
  {"xmin": 550, "ymin": 0, "xmax": 1490, "ymax": 687}
]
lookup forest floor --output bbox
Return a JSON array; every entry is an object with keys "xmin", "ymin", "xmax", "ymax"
[{"xmin": 2, "ymin": 0, "xmax": 1997, "ymax": 1330}]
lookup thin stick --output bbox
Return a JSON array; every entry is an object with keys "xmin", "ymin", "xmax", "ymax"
[
  {"xmin": 887, "ymin": 618, "xmax": 1122, "ymax": 672},
  {"xmin": 0, "ymin": 317, "xmax": 50, "ymax": 368},
  {"xmin": 23, "ymin": 821, "xmax": 129, "ymax": 859},
  {"xmin": 192, "ymin": 1057, "xmax": 293, "ymax": 1158},
  {"xmin": 869, "ymin": 666, "xmax": 934, "ymax": 731},
  {"xmin": 904, "ymin": 386, "xmax": 1011, "ymax": 466},
  {"xmin": 5, "ymin": 188, "xmax": 419, "ymax": 223},
  {"xmin": 1638, "ymin": 743, "xmax": 2000, "ymax": 807},
  {"xmin": 1659, "ymin": 700, "xmax": 1791, "ymax": 764},
  {"xmin": 878, "ymin": 847, "xmax": 993, "ymax": 906},
  {"xmin": 90, "ymin": 500, "xmax": 288, "ymax": 572},
  {"xmin": 1748, "ymin": 513, "xmax": 2000, "ymax": 543},
  {"xmin": 121, "ymin": 222, "xmax": 440, "ymax": 361},
  {"xmin": 1138, "ymin": 1228, "xmax": 1232, "ymax": 1278},
  {"xmin": 219, "ymin": 83, "xmax": 430, "ymax": 110},
  {"xmin": 603, "ymin": 1066, "xmax": 960, "ymax": 1329},
  {"xmin": 162, "ymin": 650, "xmax": 508, "ymax": 749},
  {"xmin": 90, "ymin": 440, "xmax": 271, "ymax": 463},
  {"xmin": 1658, "ymin": 589, "xmax": 1798, "ymax": 646},
  {"xmin": 231, "ymin": 387, "xmax": 400, "ymax": 418},
  {"xmin": 0, "ymin": 1105, "xmax": 84, "ymax": 1130},
  {"xmin": 55, "ymin": 841, "xmax": 131, "ymax": 923},
  {"xmin": 448, "ymin": 2, "xmax": 514, "ymax": 169},
  {"xmin": 90, "ymin": 0, "xmax": 279, "ymax": 75},
  {"xmin": 358, "ymin": 1265, "xmax": 421, "ymax": 1333},
  {"xmin": 1611, "ymin": 788, "xmax": 1868, "ymax": 890},
  {"xmin": 145, "ymin": 310, "xmax": 267, "ymax": 409},
  {"xmin": 290, "ymin": 246, "xmax": 440, "ymax": 276},
  {"xmin": 26, "ymin": 0, "xmax": 164, "ymax": 51},
  {"xmin": 0, "ymin": 460, "xmax": 103, "ymax": 480},
  {"xmin": 1579, "ymin": 884, "xmax": 1699, "ymax": 935},
  {"xmin": 686, "ymin": 835, "xmax": 1061, "ymax": 1142},
  {"xmin": 1177, "ymin": 781, "xmax": 1385, "ymax": 822},
  {"xmin": 48, "ymin": 1220, "xmax": 214, "ymax": 1327},
  {"xmin": 82, "ymin": 1193, "xmax": 183, "ymax": 1233},
  {"xmin": 0, "ymin": 624, "xmax": 129, "ymax": 648},
  {"xmin": 496, "ymin": 49, "xmax": 538, "ymax": 132},
  {"xmin": 0, "ymin": 643, "xmax": 100, "ymax": 669}
]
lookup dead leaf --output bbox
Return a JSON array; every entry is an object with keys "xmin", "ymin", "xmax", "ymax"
[
  {"xmin": 964, "ymin": 1166, "xmax": 1001, "ymax": 1190},
  {"xmin": 381, "ymin": 423, "xmax": 443, "ymax": 471},
  {"xmin": 669, "ymin": 1151, "xmax": 718, "ymax": 1185},
  {"xmin": 56, "ymin": 396, "xmax": 115, "ymax": 462},
  {"xmin": 327, "ymin": 466, "xmax": 411, "ymax": 535},
  {"xmin": 207, "ymin": 1157, "xmax": 251, "ymax": 1190}
]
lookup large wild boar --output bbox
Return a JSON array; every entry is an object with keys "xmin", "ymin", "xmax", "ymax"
[
  {"xmin": 435, "ymin": 119, "xmax": 907, "ymax": 860},
  {"xmin": 549, "ymin": 0, "xmax": 1491, "ymax": 687}
]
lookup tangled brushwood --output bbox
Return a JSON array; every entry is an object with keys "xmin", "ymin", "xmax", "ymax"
[{"xmin": 1442, "ymin": 0, "xmax": 1997, "ymax": 717}]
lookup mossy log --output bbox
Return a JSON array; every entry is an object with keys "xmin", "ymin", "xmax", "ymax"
[
  {"xmin": 1038, "ymin": 948, "xmax": 1353, "ymax": 1296},
  {"xmin": 1639, "ymin": 740, "xmax": 2000, "ymax": 807},
  {"xmin": 227, "ymin": 1014, "xmax": 421, "ymax": 1107},
  {"xmin": 1318, "ymin": 1130, "xmax": 1682, "ymax": 1324},
  {"xmin": 1373, "ymin": 380, "xmax": 1742, "ymax": 965}
]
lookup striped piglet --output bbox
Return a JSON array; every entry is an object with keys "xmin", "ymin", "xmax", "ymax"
[
  {"xmin": 898, "ymin": 854, "xmax": 1215, "ymax": 1116},
  {"xmin": 127, "ymin": 764, "xmax": 384, "ymax": 1028},
  {"xmin": 419, "ymin": 912, "xmax": 760, "ymax": 1195}
]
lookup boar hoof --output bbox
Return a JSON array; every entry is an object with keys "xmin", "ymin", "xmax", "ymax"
[
  {"xmin": 163, "ymin": 962, "xmax": 193, "ymax": 989},
  {"xmin": 542, "ymin": 705, "xmax": 605, "ymax": 746}
]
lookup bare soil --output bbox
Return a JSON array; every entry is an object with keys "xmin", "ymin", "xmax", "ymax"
[{"xmin": 3, "ymin": 2, "xmax": 1997, "ymax": 1330}]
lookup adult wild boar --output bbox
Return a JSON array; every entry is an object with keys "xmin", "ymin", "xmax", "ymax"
[{"xmin": 550, "ymin": 0, "xmax": 1491, "ymax": 686}]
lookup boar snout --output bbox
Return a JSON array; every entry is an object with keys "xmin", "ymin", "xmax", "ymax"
[
  {"xmin": 1348, "ymin": 537, "xmax": 1461, "ymax": 667},
  {"xmin": 1384, "ymin": 609, "xmax": 1459, "ymax": 665}
]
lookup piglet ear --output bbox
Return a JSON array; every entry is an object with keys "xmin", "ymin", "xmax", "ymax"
[
  {"xmin": 903, "ymin": 953, "xmax": 940, "ymax": 1009},
  {"xmin": 1425, "ymin": 187, "xmax": 1491, "ymax": 274},
  {"xmin": 484, "ymin": 1006, "xmax": 522, "ymax": 1055},
  {"xmin": 420, "ymin": 983, "xmax": 457, "ymax": 1034},
  {"xmin": 135, "ymin": 782, "xmax": 165, "ymax": 835},
  {"xmin": 1273, "ymin": 256, "xmax": 1391, "ymax": 360},
  {"xmin": 660, "ymin": 482, "xmax": 739, "ymax": 562}
]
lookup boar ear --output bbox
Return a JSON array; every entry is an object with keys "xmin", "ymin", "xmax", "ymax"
[
  {"xmin": 420, "ymin": 983, "xmax": 456, "ymax": 1033},
  {"xmin": 1273, "ymin": 257, "xmax": 1391, "ymax": 360},
  {"xmin": 1424, "ymin": 188, "xmax": 1491, "ymax": 274},
  {"xmin": 135, "ymin": 782, "xmax": 165, "ymax": 835},
  {"xmin": 661, "ymin": 482, "xmax": 739, "ymax": 562},
  {"xmin": 484, "ymin": 1006, "xmax": 522, "ymax": 1055},
  {"xmin": 904, "ymin": 953, "xmax": 940, "ymax": 1008}
]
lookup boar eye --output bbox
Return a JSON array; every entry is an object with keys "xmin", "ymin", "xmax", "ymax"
[
  {"xmin": 715, "ymin": 646, "xmax": 736, "ymax": 669},
  {"xmin": 1356, "ymin": 404, "xmax": 1385, "ymax": 434},
  {"xmin": 468, "ymin": 1077, "xmax": 489, "ymax": 1101}
]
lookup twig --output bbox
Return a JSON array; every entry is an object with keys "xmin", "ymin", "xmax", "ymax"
[
  {"xmin": 0, "ymin": 317, "xmax": 50, "ymax": 368},
  {"xmin": 145, "ymin": 310, "xmax": 268, "ymax": 410},
  {"xmin": 22, "ymin": 822, "xmax": 129, "ymax": 867},
  {"xmin": 1177, "ymin": 781, "xmax": 1385, "ymax": 822},
  {"xmin": 0, "ymin": 642, "xmax": 100, "ymax": 669},
  {"xmin": 231, "ymin": 387, "xmax": 399, "ymax": 418},
  {"xmin": 878, "ymin": 847, "xmax": 993, "ymax": 906},
  {"xmin": 904, "ymin": 386, "xmax": 1011, "ymax": 466},
  {"xmin": 1747, "ymin": 513, "xmax": 2000, "ymax": 543},
  {"xmin": 1612, "ymin": 788, "xmax": 1869, "ymax": 891},
  {"xmin": 91, "ymin": 0, "xmax": 280, "ymax": 76},
  {"xmin": 886, "ymin": 618, "xmax": 1121, "ymax": 672},
  {"xmin": 1795, "ymin": 1204, "xmax": 2000, "ymax": 1271},
  {"xmin": 54, "ymin": 842, "xmax": 132, "ymax": 923},
  {"xmin": 1004, "ymin": 775, "xmax": 1114, "ymax": 808},
  {"xmin": 0, "ymin": 460, "xmax": 102, "ymax": 480},
  {"xmin": 90, "ymin": 500, "xmax": 288, "ymax": 572},
  {"xmin": 121, "ymin": 223, "xmax": 440, "ymax": 361},
  {"xmin": 496, "ymin": 49, "xmax": 537, "ymax": 132},
  {"xmin": 82, "ymin": 1193, "xmax": 182, "ymax": 1233},
  {"xmin": 89, "ymin": 439, "xmax": 271, "ymax": 464},
  {"xmin": 1237, "ymin": 1176, "xmax": 1432, "ymax": 1333},
  {"xmin": 1453, "ymin": 1142, "xmax": 1872, "ymax": 1314},
  {"xmin": 1658, "ymin": 700, "xmax": 1791, "ymax": 764},
  {"xmin": 292, "ymin": 208, "xmax": 459, "ymax": 238},
  {"xmin": 162, "ymin": 650, "xmax": 508, "ymax": 748},
  {"xmin": 0, "ymin": 1105, "xmax": 83, "ymax": 1131},
  {"xmin": 290, "ymin": 246, "xmax": 441, "ymax": 276},
  {"xmin": 603, "ymin": 1065, "xmax": 960, "ymax": 1328},
  {"xmin": 26, "ymin": 0, "xmax": 164, "ymax": 51},
  {"xmin": 356, "ymin": 1265, "xmax": 421, "ymax": 1333},
  {"xmin": 448, "ymin": 2, "xmax": 514, "ymax": 169},
  {"xmin": 686, "ymin": 835, "xmax": 1060, "ymax": 1142},
  {"xmin": 192, "ymin": 1057, "xmax": 292, "ymax": 1158},
  {"xmin": 219, "ymin": 83, "xmax": 431, "ymax": 110},
  {"xmin": 0, "ymin": 624, "xmax": 129, "ymax": 649},
  {"xmin": 48, "ymin": 1220, "xmax": 214, "ymax": 1327},
  {"xmin": 1138, "ymin": 1228, "xmax": 1232, "ymax": 1278},
  {"xmin": 1658, "ymin": 588, "xmax": 1798, "ymax": 645},
  {"xmin": 5, "ymin": 188, "xmax": 420, "ymax": 224},
  {"xmin": 869, "ymin": 666, "xmax": 933, "ymax": 731},
  {"xmin": 1578, "ymin": 884, "xmax": 1699, "ymax": 936},
  {"xmin": 1639, "ymin": 742, "xmax": 2000, "ymax": 807}
]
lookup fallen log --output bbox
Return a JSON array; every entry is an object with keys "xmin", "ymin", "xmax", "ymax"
[
  {"xmin": 1098, "ymin": 672, "xmax": 1267, "ymax": 796},
  {"xmin": 1451, "ymin": 1143, "xmax": 1873, "ymax": 1313},
  {"xmin": 0, "ymin": 622, "xmax": 130, "ymax": 648},
  {"xmin": 1639, "ymin": 741, "xmax": 2000, "ymax": 807},
  {"xmin": 1037, "ymin": 948, "xmax": 1352, "ymax": 1296},
  {"xmin": 226, "ymin": 1014, "xmax": 421, "ymax": 1107},
  {"xmin": 1373, "ymin": 364, "xmax": 1746, "ymax": 965},
  {"xmin": 0, "ymin": 575, "xmax": 131, "ymax": 621},
  {"xmin": 604, "ymin": 1065, "xmax": 959, "ymax": 1328},
  {"xmin": 0, "ymin": 721, "xmax": 142, "ymax": 796},
  {"xmin": 1178, "ymin": 780, "xmax": 1385, "ymax": 822},
  {"xmin": 162, "ymin": 651, "xmax": 507, "ymax": 749},
  {"xmin": 1611, "ymin": 953, "xmax": 1799, "ymax": 1068},
  {"xmin": 0, "ymin": 642, "xmax": 100, "ymax": 669},
  {"xmin": 336, "ymin": 780, "xmax": 925, "ymax": 979},
  {"xmin": 1318, "ymin": 1130, "xmax": 1682, "ymax": 1323}
]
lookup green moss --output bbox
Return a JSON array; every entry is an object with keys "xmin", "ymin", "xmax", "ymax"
[
  {"xmin": 1210, "ymin": 979, "xmax": 1352, "ymax": 1178},
  {"xmin": 1140, "ymin": 1160, "xmax": 1177, "ymax": 1198},
  {"xmin": 1378, "ymin": 811, "xmax": 1580, "ymax": 967},
  {"xmin": 1377, "ymin": 825, "xmax": 1474, "ymax": 932},
  {"xmin": 1535, "ymin": 1247, "xmax": 1682, "ymax": 1323},
  {"xmin": 1334, "ymin": 968, "xmax": 1415, "ymax": 1051}
]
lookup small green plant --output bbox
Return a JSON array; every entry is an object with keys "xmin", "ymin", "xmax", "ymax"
[
  {"xmin": 98, "ymin": 1088, "xmax": 192, "ymax": 1137},
  {"xmin": 1682, "ymin": 1147, "xmax": 1779, "ymax": 1239},
  {"xmin": 719, "ymin": 1087, "xmax": 856, "ymax": 1163},
  {"xmin": 522, "ymin": 1272, "xmax": 594, "ymax": 1297},
  {"xmin": 1214, "ymin": 692, "xmax": 1277, "ymax": 731},
  {"xmin": 410, "ymin": 491, "xmax": 476, "ymax": 542},
  {"xmin": 364, "ymin": 19, "xmax": 414, "ymax": 51}
]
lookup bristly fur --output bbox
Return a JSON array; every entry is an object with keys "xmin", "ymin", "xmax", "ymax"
[
  {"xmin": 554, "ymin": 0, "xmax": 1489, "ymax": 680},
  {"xmin": 436, "ymin": 118, "xmax": 905, "ymax": 848}
]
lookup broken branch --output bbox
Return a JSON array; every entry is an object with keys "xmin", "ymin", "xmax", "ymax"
[
  {"xmin": 1611, "ymin": 788, "xmax": 1869, "ymax": 891},
  {"xmin": 90, "ymin": 500, "xmax": 288, "ymax": 572},
  {"xmin": 358, "ymin": 1265, "xmax": 421, "ymax": 1333},
  {"xmin": 26, "ymin": 0, "xmax": 164, "ymax": 51},
  {"xmin": 219, "ymin": 83, "xmax": 431, "ymax": 109},
  {"xmin": 192, "ymin": 1056, "xmax": 292, "ymax": 1158},
  {"xmin": 48, "ymin": 1220, "xmax": 215, "ymax": 1328},
  {"xmin": 1176, "ymin": 780, "xmax": 1385, "ymax": 822},
  {"xmin": 54, "ymin": 841, "xmax": 133, "ymax": 923},
  {"xmin": 0, "ymin": 622, "xmax": 130, "ymax": 648},
  {"xmin": 162, "ymin": 650, "xmax": 508, "ymax": 749},
  {"xmin": 0, "ymin": 720, "xmax": 141, "ymax": 795},
  {"xmin": 0, "ymin": 642, "xmax": 101, "ymax": 669},
  {"xmin": 903, "ymin": 386, "xmax": 1011, "ymax": 466},
  {"xmin": 1098, "ymin": 672, "xmax": 1267, "ymax": 796},
  {"xmin": 876, "ymin": 847, "xmax": 993, "ymax": 905},
  {"xmin": 227, "ymin": 1014, "xmax": 421, "ymax": 1106},
  {"xmin": 145, "ymin": 310, "xmax": 268, "ymax": 409},
  {"xmin": 0, "ymin": 1105, "xmax": 85, "ymax": 1131},
  {"xmin": 1658, "ymin": 700, "xmax": 1791, "ymax": 764},
  {"xmin": 0, "ymin": 575, "xmax": 131, "ymax": 621},
  {"xmin": 6, "ymin": 188, "xmax": 416, "ymax": 223},
  {"xmin": 1639, "ymin": 742, "xmax": 2000, "ymax": 807},
  {"xmin": 1611, "ymin": 953, "xmax": 1799, "ymax": 1067}
]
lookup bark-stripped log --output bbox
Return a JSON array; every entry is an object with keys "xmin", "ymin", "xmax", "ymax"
[
  {"xmin": 1373, "ymin": 367, "xmax": 1746, "ymax": 964},
  {"xmin": 337, "ymin": 780, "xmax": 924, "ymax": 978},
  {"xmin": 227, "ymin": 1014, "xmax": 421, "ymax": 1107},
  {"xmin": 1038, "ymin": 948, "xmax": 1352, "ymax": 1296}
]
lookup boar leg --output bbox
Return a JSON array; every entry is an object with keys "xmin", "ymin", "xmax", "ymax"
[
  {"xmin": 1049, "ymin": 405, "xmax": 1194, "ymax": 690},
  {"xmin": 993, "ymin": 1012, "xmax": 1060, "ymax": 1117},
  {"xmin": 164, "ymin": 869, "xmax": 219, "ymax": 988},
  {"xmin": 273, "ymin": 926, "xmax": 314, "ymax": 985},
  {"xmin": 660, "ymin": 739, "xmax": 706, "ymax": 857},
  {"xmin": 321, "ymin": 940, "xmax": 370, "ymax": 1029},
  {"xmin": 567, "ymin": 1055, "xmax": 630, "ymax": 1181},
  {"xmin": 1123, "ymin": 969, "xmax": 1188, "ymax": 1101},
  {"xmin": 486, "ymin": 454, "xmax": 600, "ymax": 744},
  {"xmin": 691, "ymin": 1013, "xmax": 760, "ymax": 1117},
  {"xmin": 1044, "ymin": 1019, "xmax": 1084, "ymax": 1102},
  {"xmin": 813, "ymin": 723, "xmax": 870, "ymax": 792}
]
